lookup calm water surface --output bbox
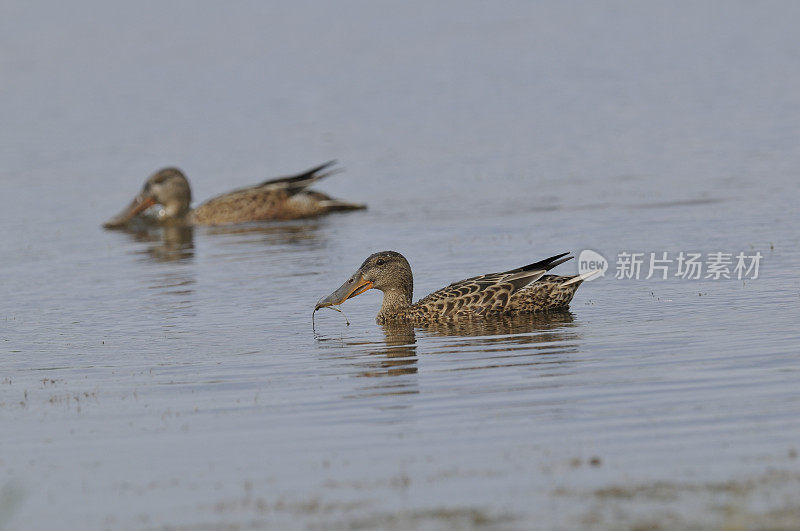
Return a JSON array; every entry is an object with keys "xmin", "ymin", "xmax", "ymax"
[{"xmin": 2, "ymin": 1, "xmax": 800, "ymax": 529}]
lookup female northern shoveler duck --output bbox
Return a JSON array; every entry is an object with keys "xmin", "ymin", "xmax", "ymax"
[
  {"xmin": 103, "ymin": 161, "xmax": 365, "ymax": 228},
  {"xmin": 315, "ymin": 251, "xmax": 598, "ymax": 324}
]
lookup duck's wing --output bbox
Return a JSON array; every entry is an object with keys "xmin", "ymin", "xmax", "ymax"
[
  {"xmin": 252, "ymin": 160, "xmax": 341, "ymax": 193},
  {"xmin": 413, "ymin": 253, "xmax": 573, "ymax": 318},
  {"xmin": 191, "ymin": 161, "xmax": 343, "ymax": 224},
  {"xmin": 508, "ymin": 273, "xmax": 590, "ymax": 313},
  {"xmin": 210, "ymin": 160, "xmax": 341, "ymax": 198}
]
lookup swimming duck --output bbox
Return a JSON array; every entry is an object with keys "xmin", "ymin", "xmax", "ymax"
[
  {"xmin": 315, "ymin": 251, "xmax": 597, "ymax": 324},
  {"xmin": 103, "ymin": 161, "xmax": 365, "ymax": 228}
]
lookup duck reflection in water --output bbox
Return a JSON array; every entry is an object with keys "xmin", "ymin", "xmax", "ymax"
[
  {"xmin": 359, "ymin": 323, "xmax": 419, "ymax": 378},
  {"xmin": 110, "ymin": 217, "xmax": 327, "ymax": 265},
  {"xmin": 317, "ymin": 310, "xmax": 579, "ymax": 388},
  {"xmin": 119, "ymin": 223, "xmax": 196, "ymax": 263},
  {"xmin": 393, "ymin": 310, "xmax": 578, "ymax": 358},
  {"xmin": 202, "ymin": 220, "xmax": 323, "ymax": 249},
  {"xmin": 419, "ymin": 310, "xmax": 577, "ymax": 344},
  {"xmin": 414, "ymin": 311, "xmax": 581, "ymax": 372}
]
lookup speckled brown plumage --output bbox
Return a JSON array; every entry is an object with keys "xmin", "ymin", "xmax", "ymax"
[
  {"xmin": 315, "ymin": 251, "xmax": 594, "ymax": 325},
  {"xmin": 103, "ymin": 161, "xmax": 365, "ymax": 228},
  {"xmin": 404, "ymin": 273, "xmax": 584, "ymax": 323}
]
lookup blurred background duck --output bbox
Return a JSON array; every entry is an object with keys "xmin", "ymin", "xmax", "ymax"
[
  {"xmin": 103, "ymin": 161, "xmax": 365, "ymax": 228},
  {"xmin": 315, "ymin": 251, "xmax": 598, "ymax": 324}
]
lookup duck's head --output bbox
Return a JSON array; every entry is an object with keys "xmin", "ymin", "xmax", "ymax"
[
  {"xmin": 315, "ymin": 251, "xmax": 413, "ymax": 310},
  {"xmin": 103, "ymin": 168, "xmax": 192, "ymax": 228}
]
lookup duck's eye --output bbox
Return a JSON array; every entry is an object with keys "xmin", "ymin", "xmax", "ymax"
[{"xmin": 375, "ymin": 259, "xmax": 385, "ymax": 266}]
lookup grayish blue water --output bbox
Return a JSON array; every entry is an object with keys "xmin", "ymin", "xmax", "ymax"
[{"xmin": 2, "ymin": 1, "xmax": 800, "ymax": 529}]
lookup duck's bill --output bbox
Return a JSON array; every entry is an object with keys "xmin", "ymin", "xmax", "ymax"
[
  {"xmin": 314, "ymin": 273, "xmax": 373, "ymax": 311},
  {"xmin": 102, "ymin": 193, "xmax": 157, "ymax": 229}
]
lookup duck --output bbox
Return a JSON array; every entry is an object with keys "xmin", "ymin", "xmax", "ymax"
[
  {"xmin": 315, "ymin": 251, "xmax": 598, "ymax": 324},
  {"xmin": 103, "ymin": 161, "xmax": 365, "ymax": 228}
]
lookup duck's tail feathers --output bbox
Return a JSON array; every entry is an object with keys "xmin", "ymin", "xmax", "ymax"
[
  {"xmin": 519, "ymin": 252, "xmax": 573, "ymax": 273},
  {"xmin": 562, "ymin": 269, "xmax": 602, "ymax": 286},
  {"xmin": 503, "ymin": 252, "xmax": 573, "ymax": 290},
  {"xmin": 259, "ymin": 160, "xmax": 342, "ymax": 192}
]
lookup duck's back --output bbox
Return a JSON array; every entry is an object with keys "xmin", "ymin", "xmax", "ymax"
[
  {"xmin": 408, "ymin": 272, "xmax": 519, "ymax": 321},
  {"xmin": 191, "ymin": 185, "xmax": 304, "ymax": 225},
  {"xmin": 394, "ymin": 254, "xmax": 581, "ymax": 322},
  {"xmin": 189, "ymin": 161, "xmax": 364, "ymax": 225}
]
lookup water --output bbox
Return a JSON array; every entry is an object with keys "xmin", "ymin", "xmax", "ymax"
[{"xmin": 2, "ymin": 1, "xmax": 800, "ymax": 529}]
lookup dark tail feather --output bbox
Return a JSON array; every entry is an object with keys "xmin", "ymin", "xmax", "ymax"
[
  {"xmin": 519, "ymin": 252, "xmax": 573, "ymax": 273},
  {"xmin": 258, "ymin": 160, "xmax": 341, "ymax": 190},
  {"xmin": 288, "ymin": 160, "xmax": 339, "ymax": 183}
]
